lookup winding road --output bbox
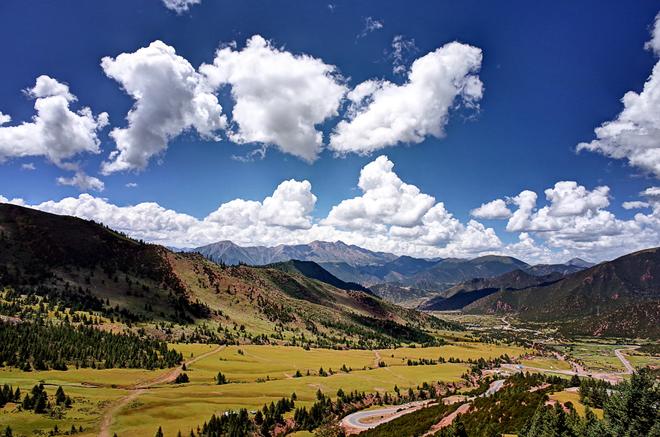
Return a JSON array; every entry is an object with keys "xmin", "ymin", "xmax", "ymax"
[
  {"xmin": 98, "ymin": 345, "xmax": 225, "ymax": 437},
  {"xmin": 341, "ymin": 379, "xmax": 506, "ymax": 435},
  {"xmin": 501, "ymin": 345, "xmax": 639, "ymax": 384},
  {"xmin": 341, "ymin": 400, "xmax": 434, "ymax": 434}
]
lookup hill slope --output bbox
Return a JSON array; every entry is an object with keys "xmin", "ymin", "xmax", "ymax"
[
  {"xmin": 419, "ymin": 270, "xmax": 563, "ymax": 311},
  {"xmin": 0, "ymin": 203, "xmax": 451, "ymax": 347},
  {"xmin": 400, "ymin": 255, "xmax": 530, "ymax": 290},
  {"xmin": 261, "ymin": 260, "xmax": 371, "ymax": 293},
  {"xmin": 465, "ymin": 247, "xmax": 660, "ymax": 338}
]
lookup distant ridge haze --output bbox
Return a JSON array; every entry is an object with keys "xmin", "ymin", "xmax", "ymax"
[{"xmin": 190, "ymin": 240, "xmax": 597, "ymax": 297}]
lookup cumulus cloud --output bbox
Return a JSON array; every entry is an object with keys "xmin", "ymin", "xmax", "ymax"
[
  {"xmin": 21, "ymin": 163, "xmax": 35, "ymax": 171},
  {"xmin": 201, "ymin": 35, "xmax": 346, "ymax": 162},
  {"xmin": 162, "ymin": 0, "xmax": 201, "ymax": 13},
  {"xmin": 101, "ymin": 41, "xmax": 226, "ymax": 174},
  {"xmin": 0, "ymin": 75, "xmax": 108, "ymax": 167},
  {"xmin": 503, "ymin": 181, "xmax": 660, "ymax": 261},
  {"xmin": 644, "ymin": 13, "xmax": 660, "ymax": 55},
  {"xmin": 6, "ymin": 159, "xmax": 658, "ymax": 263},
  {"xmin": 329, "ymin": 42, "xmax": 483, "ymax": 154},
  {"xmin": 470, "ymin": 198, "xmax": 512, "ymax": 219},
  {"xmin": 56, "ymin": 171, "xmax": 105, "ymax": 192},
  {"xmin": 622, "ymin": 200, "xmax": 649, "ymax": 210},
  {"xmin": 3, "ymin": 155, "xmax": 502, "ymax": 258},
  {"xmin": 324, "ymin": 155, "xmax": 436, "ymax": 229},
  {"xmin": 206, "ymin": 179, "xmax": 316, "ymax": 230},
  {"xmin": 577, "ymin": 13, "xmax": 660, "ymax": 178}
]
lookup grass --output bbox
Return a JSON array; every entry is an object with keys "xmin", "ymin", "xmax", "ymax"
[
  {"xmin": 520, "ymin": 358, "xmax": 572, "ymax": 371},
  {"xmin": 623, "ymin": 351, "xmax": 660, "ymax": 369},
  {"xmin": 0, "ymin": 382, "xmax": 126, "ymax": 437},
  {"xmin": 549, "ymin": 390, "xmax": 603, "ymax": 419},
  {"xmin": 111, "ymin": 363, "xmax": 469, "ymax": 436},
  {"xmin": 377, "ymin": 342, "xmax": 527, "ymax": 366},
  {"xmin": 552, "ymin": 342, "xmax": 626, "ymax": 372},
  {"xmin": 0, "ymin": 341, "xmax": 527, "ymax": 437}
]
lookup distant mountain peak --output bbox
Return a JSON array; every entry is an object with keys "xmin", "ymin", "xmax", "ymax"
[{"xmin": 566, "ymin": 257, "xmax": 594, "ymax": 268}]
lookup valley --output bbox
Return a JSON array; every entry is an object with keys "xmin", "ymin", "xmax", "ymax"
[{"xmin": 0, "ymin": 204, "xmax": 658, "ymax": 437}]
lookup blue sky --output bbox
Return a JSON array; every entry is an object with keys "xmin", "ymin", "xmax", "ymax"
[{"xmin": 1, "ymin": 0, "xmax": 659, "ymax": 263}]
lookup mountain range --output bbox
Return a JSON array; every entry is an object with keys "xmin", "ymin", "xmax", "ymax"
[
  {"xmin": 464, "ymin": 247, "xmax": 660, "ymax": 337},
  {"xmin": 190, "ymin": 240, "xmax": 594, "ymax": 304},
  {"xmin": 0, "ymin": 204, "xmax": 449, "ymax": 347},
  {"xmin": 3, "ymin": 203, "xmax": 656, "ymax": 339}
]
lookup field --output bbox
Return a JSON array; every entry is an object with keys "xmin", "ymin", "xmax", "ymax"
[
  {"xmin": 551, "ymin": 342, "xmax": 626, "ymax": 372},
  {"xmin": 519, "ymin": 357, "xmax": 572, "ymax": 371},
  {"xmin": 622, "ymin": 350, "xmax": 660, "ymax": 369},
  {"xmin": 548, "ymin": 390, "xmax": 604, "ymax": 419},
  {"xmin": 0, "ymin": 342, "xmax": 527, "ymax": 436}
]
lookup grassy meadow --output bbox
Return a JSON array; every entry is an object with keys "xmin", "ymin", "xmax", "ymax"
[{"xmin": 0, "ymin": 341, "xmax": 526, "ymax": 436}]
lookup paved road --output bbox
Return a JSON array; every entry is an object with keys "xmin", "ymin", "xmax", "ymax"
[
  {"xmin": 614, "ymin": 347, "xmax": 636, "ymax": 374},
  {"xmin": 341, "ymin": 400, "xmax": 433, "ymax": 433},
  {"xmin": 483, "ymin": 379, "xmax": 505, "ymax": 397},
  {"xmin": 501, "ymin": 345, "xmax": 639, "ymax": 384},
  {"xmin": 342, "ymin": 379, "xmax": 506, "ymax": 434}
]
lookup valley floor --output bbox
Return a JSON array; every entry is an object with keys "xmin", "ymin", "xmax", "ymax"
[
  {"xmin": 0, "ymin": 342, "xmax": 524, "ymax": 436},
  {"xmin": 1, "ymin": 339, "xmax": 657, "ymax": 436}
]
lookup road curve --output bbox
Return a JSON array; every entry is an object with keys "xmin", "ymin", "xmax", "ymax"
[{"xmin": 341, "ymin": 400, "xmax": 433, "ymax": 433}]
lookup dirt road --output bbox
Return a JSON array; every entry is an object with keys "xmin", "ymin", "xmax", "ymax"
[{"xmin": 98, "ymin": 345, "xmax": 224, "ymax": 437}]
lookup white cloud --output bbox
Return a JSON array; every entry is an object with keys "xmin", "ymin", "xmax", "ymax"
[
  {"xmin": 641, "ymin": 186, "xmax": 660, "ymax": 199},
  {"xmin": 504, "ymin": 181, "xmax": 660, "ymax": 261},
  {"xmin": 0, "ymin": 75, "xmax": 108, "ymax": 167},
  {"xmin": 162, "ymin": 0, "xmax": 201, "ymax": 13},
  {"xmin": 390, "ymin": 35, "xmax": 417, "ymax": 75},
  {"xmin": 56, "ymin": 171, "xmax": 105, "ymax": 192},
  {"xmin": 470, "ymin": 198, "xmax": 512, "ymax": 219},
  {"xmin": 324, "ymin": 155, "xmax": 435, "ymax": 229},
  {"xmin": 21, "ymin": 163, "xmax": 35, "ymax": 171},
  {"xmin": 577, "ymin": 14, "xmax": 660, "ymax": 178},
  {"xmin": 358, "ymin": 17, "xmax": 384, "ymax": 38},
  {"xmin": 101, "ymin": 40, "xmax": 226, "ymax": 174},
  {"xmin": 644, "ymin": 13, "xmax": 660, "ymax": 55},
  {"xmin": 30, "ymin": 194, "xmax": 199, "ymax": 243},
  {"xmin": 329, "ymin": 42, "xmax": 483, "ymax": 154},
  {"xmin": 27, "ymin": 75, "xmax": 76, "ymax": 102},
  {"xmin": 205, "ymin": 179, "xmax": 316, "ymax": 230},
  {"xmin": 5, "ymin": 155, "xmax": 502, "ymax": 259},
  {"xmin": 499, "ymin": 232, "xmax": 565, "ymax": 265},
  {"xmin": 544, "ymin": 181, "xmax": 609, "ymax": 217},
  {"xmin": 622, "ymin": 200, "xmax": 649, "ymax": 210},
  {"xmin": 201, "ymin": 35, "xmax": 346, "ymax": 162},
  {"xmin": 125, "ymin": 182, "xmax": 138, "ymax": 188}
]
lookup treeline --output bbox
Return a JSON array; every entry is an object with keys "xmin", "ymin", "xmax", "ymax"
[
  {"xmin": 180, "ymin": 382, "xmax": 444, "ymax": 437},
  {"xmin": 359, "ymin": 402, "xmax": 459, "ymax": 437},
  {"xmin": 438, "ymin": 370, "xmax": 659, "ymax": 437},
  {"xmin": 520, "ymin": 369, "xmax": 659, "ymax": 437},
  {"xmin": 0, "ymin": 320, "xmax": 182, "ymax": 370},
  {"xmin": 578, "ymin": 376, "xmax": 611, "ymax": 408},
  {"xmin": 437, "ymin": 372, "xmax": 569, "ymax": 437}
]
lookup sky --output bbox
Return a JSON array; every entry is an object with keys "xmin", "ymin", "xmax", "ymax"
[{"xmin": 1, "ymin": 0, "xmax": 660, "ymax": 263}]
